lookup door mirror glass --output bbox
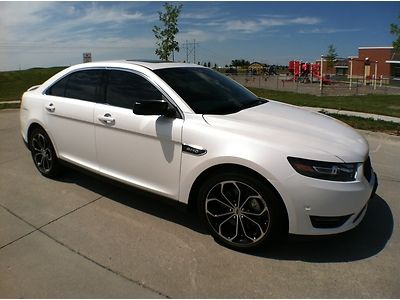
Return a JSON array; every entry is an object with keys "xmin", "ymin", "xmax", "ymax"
[{"xmin": 133, "ymin": 100, "xmax": 176, "ymax": 117}]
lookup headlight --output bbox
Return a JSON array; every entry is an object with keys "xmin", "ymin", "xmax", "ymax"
[{"xmin": 287, "ymin": 157, "xmax": 358, "ymax": 182}]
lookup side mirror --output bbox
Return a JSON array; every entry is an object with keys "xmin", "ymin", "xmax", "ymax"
[{"xmin": 133, "ymin": 100, "xmax": 177, "ymax": 118}]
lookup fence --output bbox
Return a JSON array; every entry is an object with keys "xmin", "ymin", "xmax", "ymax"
[{"xmin": 228, "ymin": 74, "xmax": 400, "ymax": 96}]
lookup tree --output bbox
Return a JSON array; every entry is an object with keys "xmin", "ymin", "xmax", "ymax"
[
  {"xmin": 152, "ymin": 3, "xmax": 183, "ymax": 61},
  {"xmin": 207, "ymin": 62, "xmax": 211, "ymax": 68},
  {"xmin": 390, "ymin": 14, "xmax": 400, "ymax": 51},
  {"xmin": 231, "ymin": 59, "xmax": 250, "ymax": 68},
  {"xmin": 326, "ymin": 44, "xmax": 338, "ymax": 69}
]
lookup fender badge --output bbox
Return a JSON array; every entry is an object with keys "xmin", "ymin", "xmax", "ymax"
[{"xmin": 182, "ymin": 144, "xmax": 207, "ymax": 156}]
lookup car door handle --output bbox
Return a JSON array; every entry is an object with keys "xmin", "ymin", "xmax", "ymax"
[
  {"xmin": 98, "ymin": 114, "xmax": 115, "ymax": 125},
  {"xmin": 45, "ymin": 103, "xmax": 55, "ymax": 112}
]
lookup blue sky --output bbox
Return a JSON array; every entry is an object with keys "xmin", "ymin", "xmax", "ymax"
[{"xmin": 0, "ymin": 1, "xmax": 398, "ymax": 71}]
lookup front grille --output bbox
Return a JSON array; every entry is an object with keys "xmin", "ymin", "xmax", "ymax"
[
  {"xmin": 310, "ymin": 215, "xmax": 352, "ymax": 228},
  {"xmin": 364, "ymin": 157, "xmax": 372, "ymax": 182}
]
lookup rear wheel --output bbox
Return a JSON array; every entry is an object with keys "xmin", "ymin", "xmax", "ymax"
[
  {"xmin": 197, "ymin": 172, "xmax": 285, "ymax": 250},
  {"xmin": 29, "ymin": 128, "xmax": 61, "ymax": 178}
]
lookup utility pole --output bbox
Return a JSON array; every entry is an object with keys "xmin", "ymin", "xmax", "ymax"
[
  {"xmin": 349, "ymin": 58, "xmax": 353, "ymax": 90},
  {"xmin": 185, "ymin": 40, "xmax": 189, "ymax": 62},
  {"xmin": 193, "ymin": 39, "xmax": 197, "ymax": 64},
  {"xmin": 181, "ymin": 40, "xmax": 198, "ymax": 63}
]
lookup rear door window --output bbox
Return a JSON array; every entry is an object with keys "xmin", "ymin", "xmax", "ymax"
[
  {"xmin": 47, "ymin": 69, "xmax": 104, "ymax": 102},
  {"xmin": 65, "ymin": 70, "xmax": 104, "ymax": 102}
]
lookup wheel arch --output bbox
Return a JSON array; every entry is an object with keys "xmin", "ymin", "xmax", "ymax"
[
  {"xmin": 27, "ymin": 122, "xmax": 59, "ymax": 157},
  {"xmin": 187, "ymin": 163, "xmax": 289, "ymax": 233}
]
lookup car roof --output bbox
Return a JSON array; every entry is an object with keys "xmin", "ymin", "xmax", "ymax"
[{"xmin": 77, "ymin": 60, "xmax": 205, "ymax": 71}]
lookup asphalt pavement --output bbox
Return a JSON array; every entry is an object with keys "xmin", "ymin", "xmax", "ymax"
[{"xmin": 0, "ymin": 109, "xmax": 399, "ymax": 298}]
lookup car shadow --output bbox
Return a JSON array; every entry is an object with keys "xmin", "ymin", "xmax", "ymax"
[
  {"xmin": 57, "ymin": 167, "xmax": 393, "ymax": 263},
  {"xmin": 57, "ymin": 166, "xmax": 208, "ymax": 234}
]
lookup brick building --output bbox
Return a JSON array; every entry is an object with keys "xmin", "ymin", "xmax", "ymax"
[
  {"xmin": 349, "ymin": 47, "xmax": 393, "ymax": 82},
  {"xmin": 317, "ymin": 46, "xmax": 398, "ymax": 84},
  {"xmin": 386, "ymin": 52, "xmax": 400, "ymax": 84}
]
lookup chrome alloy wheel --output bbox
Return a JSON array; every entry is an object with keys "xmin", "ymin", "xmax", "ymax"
[
  {"xmin": 31, "ymin": 133, "xmax": 53, "ymax": 174},
  {"xmin": 205, "ymin": 180, "xmax": 270, "ymax": 245}
]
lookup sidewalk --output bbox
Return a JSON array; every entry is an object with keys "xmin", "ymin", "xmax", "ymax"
[
  {"xmin": 302, "ymin": 106, "xmax": 400, "ymax": 124},
  {"xmin": 0, "ymin": 100, "xmax": 21, "ymax": 104}
]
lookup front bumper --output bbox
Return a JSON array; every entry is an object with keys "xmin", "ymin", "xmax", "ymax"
[{"xmin": 283, "ymin": 167, "xmax": 377, "ymax": 235}]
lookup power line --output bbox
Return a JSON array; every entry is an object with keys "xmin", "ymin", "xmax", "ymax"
[{"xmin": 197, "ymin": 44, "xmax": 226, "ymax": 61}]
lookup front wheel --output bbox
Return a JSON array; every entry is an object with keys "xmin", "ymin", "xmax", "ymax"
[
  {"xmin": 197, "ymin": 172, "xmax": 286, "ymax": 250},
  {"xmin": 29, "ymin": 128, "xmax": 61, "ymax": 178}
]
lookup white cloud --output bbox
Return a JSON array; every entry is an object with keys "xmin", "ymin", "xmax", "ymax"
[
  {"xmin": 299, "ymin": 28, "xmax": 362, "ymax": 34},
  {"xmin": 0, "ymin": 2, "xmax": 54, "ymax": 41},
  {"xmin": 218, "ymin": 16, "xmax": 321, "ymax": 33},
  {"xmin": 0, "ymin": 2, "xmax": 156, "ymax": 43},
  {"xmin": 77, "ymin": 3, "xmax": 157, "ymax": 25},
  {"xmin": 181, "ymin": 6, "xmax": 227, "ymax": 21},
  {"xmin": 182, "ymin": 11, "xmax": 217, "ymax": 20},
  {"xmin": 0, "ymin": 2, "xmax": 54, "ymax": 27},
  {"xmin": 224, "ymin": 20, "xmax": 260, "ymax": 33},
  {"xmin": 178, "ymin": 29, "xmax": 220, "ymax": 43},
  {"xmin": 0, "ymin": 2, "xmax": 160, "ymax": 70},
  {"xmin": 290, "ymin": 17, "xmax": 320, "ymax": 25}
]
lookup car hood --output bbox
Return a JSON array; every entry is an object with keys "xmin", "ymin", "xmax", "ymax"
[{"xmin": 202, "ymin": 101, "xmax": 369, "ymax": 163}]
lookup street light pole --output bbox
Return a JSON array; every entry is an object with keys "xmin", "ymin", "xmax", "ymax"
[
  {"xmin": 293, "ymin": 60, "xmax": 296, "ymax": 83},
  {"xmin": 374, "ymin": 61, "xmax": 378, "ymax": 90},
  {"xmin": 349, "ymin": 58, "xmax": 353, "ymax": 90}
]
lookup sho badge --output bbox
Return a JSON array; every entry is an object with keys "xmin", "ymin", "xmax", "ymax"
[{"xmin": 182, "ymin": 144, "xmax": 207, "ymax": 156}]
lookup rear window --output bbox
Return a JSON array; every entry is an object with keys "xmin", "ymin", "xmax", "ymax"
[{"xmin": 46, "ymin": 76, "xmax": 68, "ymax": 97}]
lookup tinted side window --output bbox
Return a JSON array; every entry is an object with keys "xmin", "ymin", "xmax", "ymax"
[
  {"xmin": 65, "ymin": 70, "xmax": 104, "ymax": 102},
  {"xmin": 46, "ymin": 76, "xmax": 68, "ymax": 97},
  {"xmin": 106, "ymin": 70, "xmax": 162, "ymax": 109}
]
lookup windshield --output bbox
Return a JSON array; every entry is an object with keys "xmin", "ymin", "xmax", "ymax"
[{"xmin": 154, "ymin": 67, "xmax": 266, "ymax": 114}]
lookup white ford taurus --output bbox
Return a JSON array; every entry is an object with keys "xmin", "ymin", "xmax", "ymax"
[{"xmin": 20, "ymin": 61, "xmax": 377, "ymax": 250}]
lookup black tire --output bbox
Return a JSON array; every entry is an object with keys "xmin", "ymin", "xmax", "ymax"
[
  {"xmin": 197, "ymin": 171, "xmax": 286, "ymax": 250},
  {"xmin": 29, "ymin": 128, "xmax": 61, "ymax": 178}
]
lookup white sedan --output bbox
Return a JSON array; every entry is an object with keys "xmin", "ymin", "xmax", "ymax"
[{"xmin": 20, "ymin": 61, "xmax": 377, "ymax": 250}]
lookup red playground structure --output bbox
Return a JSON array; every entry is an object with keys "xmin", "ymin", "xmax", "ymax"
[{"xmin": 288, "ymin": 60, "xmax": 331, "ymax": 84}]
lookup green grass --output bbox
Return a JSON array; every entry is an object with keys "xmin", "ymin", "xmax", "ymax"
[
  {"xmin": 249, "ymin": 87, "xmax": 400, "ymax": 118},
  {"xmin": 321, "ymin": 112, "xmax": 400, "ymax": 135},
  {"xmin": 0, "ymin": 67, "xmax": 67, "ymax": 101}
]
